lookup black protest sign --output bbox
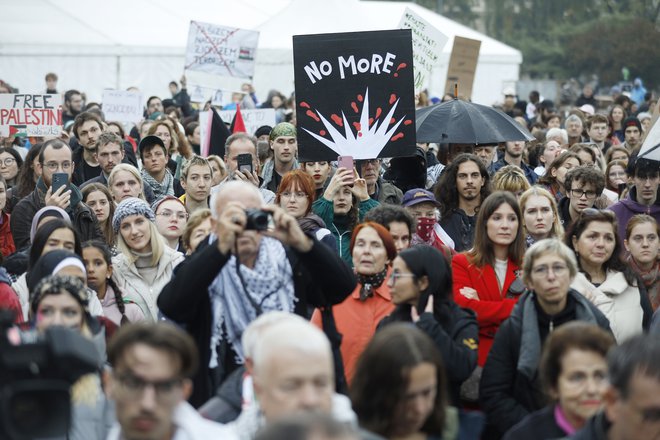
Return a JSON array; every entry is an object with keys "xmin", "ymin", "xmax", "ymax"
[{"xmin": 293, "ymin": 29, "xmax": 416, "ymax": 161}]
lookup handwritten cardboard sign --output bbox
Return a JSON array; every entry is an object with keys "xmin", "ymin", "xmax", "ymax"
[
  {"xmin": 0, "ymin": 94, "xmax": 62, "ymax": 137},
  {"xmin": 102, "ymin": 90, "xmax": 144, "ymax": 123},
  {"xmin": 185, "ymin": 21, "xmax": 260, "ymax": 79},
  {"xmin": 445, "ymin": 36, "xmax": 481, "ymax": 100},
  {"xmin": 399, "ymin": 7, "xmax": 448, "ymax": 92}
]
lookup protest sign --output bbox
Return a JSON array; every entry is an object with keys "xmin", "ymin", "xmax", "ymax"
[
  {"xmin": 444, "ymin": 36, "xmax": 481, "ymax": 100},
  {"xmin": 0, "ymin": 94, "xmax": 62, "ymax": 137},
  {"xmin": 398, "ymin": 8, "xmax": 448, "ymax": 92},
  {"xmin": 185, "ymin": 21, "xmax": 260, "ymax": 79},
  {"xmin": 293, "ymin": 29, "xmax": 417, "ymax": 161},
  {"xmin": 102, "ymin": 90, "xmax": 143, "ymax": 123}
]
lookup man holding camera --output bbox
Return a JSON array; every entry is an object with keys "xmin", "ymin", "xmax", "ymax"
[{"xmin": 158, "ymin": 180, "xmax": 356, "ymax": 408}]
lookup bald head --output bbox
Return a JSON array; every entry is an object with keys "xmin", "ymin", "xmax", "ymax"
[
  {"xmin": 252, "ymin": 320, "xmax": 334, "ymax": 421},
  {"xmin": 211, "ymin": 181, "xmax": 263, "ymax": 219}
]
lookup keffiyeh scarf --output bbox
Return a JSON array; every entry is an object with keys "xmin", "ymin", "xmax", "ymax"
[
  {"xmin": 141, "ymin": 168, "xmax": 174, "ymax": 200},
  {"xmin": 208, "ymin": 237, "xmax": 295, "ymax": 367}
]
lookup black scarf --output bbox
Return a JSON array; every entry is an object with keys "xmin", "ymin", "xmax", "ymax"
[{"xmin": 356, "ymin": 268, "xmax": 388, "ymax": 301}]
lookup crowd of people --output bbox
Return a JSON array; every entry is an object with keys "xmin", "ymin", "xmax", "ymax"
[{"xmin": 0, "ymin": 73, "xmax": 658, "ymax": 440}]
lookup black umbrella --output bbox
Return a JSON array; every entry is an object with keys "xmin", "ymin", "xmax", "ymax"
[{"xmin": 415, "ymin": 98, "xmax": 534, "ymax": 144}]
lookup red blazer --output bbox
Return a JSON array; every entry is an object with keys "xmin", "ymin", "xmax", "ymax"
[{"xmin": 452, "ymin": 252, "xmax": 520, "ymax": 366}]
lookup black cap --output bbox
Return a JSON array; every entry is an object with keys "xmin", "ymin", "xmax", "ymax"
[{"xmin": 138, "ymin": 135, "xmax": 166, "ymax": 159}]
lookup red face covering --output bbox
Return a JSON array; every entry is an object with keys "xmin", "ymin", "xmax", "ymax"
[{"xmin": 416, "ymin": 217, "xmax": 436, "ymax": 242}]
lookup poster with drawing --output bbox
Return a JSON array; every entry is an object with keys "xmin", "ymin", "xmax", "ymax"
[{"xmin": 293, "ymin": 29, "xmax": 417, "ymax": 161}]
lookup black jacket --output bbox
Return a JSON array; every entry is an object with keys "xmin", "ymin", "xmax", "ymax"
[
  {"xmin": 71, "ymin": 146, "xmax": 102, "ymax": 187},
  {"xmin": 157, "ymin": 236, "xmax": 357, "ymax": 408},
  {"xmin": 379, "ymin": 302, "xmax": 479, "ymax": 405},
  {"xmin": 558, "ymin": 196, "xmax": 573, "ymax": 227},
  {"xmin": 502, "ymin": 405, "xmax": 567, "ymax": 440},
  {"xmin": 439, "ymin": 208, "xmax": 477, "ymax": 252},
  {"xmin": 10, "ymin": 183, "xmax": 103, "ymax": 249},
  {"xmin": 567, "ymin": 411, "xmax": 609, "ymax": 440},
  {"xmin": 480, "ymin": 290, "xmax": 611, "ymax": 438}
]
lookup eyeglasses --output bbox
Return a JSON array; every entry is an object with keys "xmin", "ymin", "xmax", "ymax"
[
  {"xmin": 157, "ymin": 209, "xmax": 188, "ymax": 221},
  {"xmin": 389, "ymin": 271, "xmax": 416, "ymax": 284},
  {"xmin": 0, "ymin": 158, "xmax": 16, "ymax": 167},
  {"xmin": 114, "ymin": 372, "xmax": 182, "ymax": 400},
  {"xmin": 280, "ymin": 191, "xmax": 307, "ymax": 200},
  {"xmin": 44, "ymin": 161, "xmax": 72, "ymax": 172},
  {"xmin": 531, "ymin": 263, "xmax": 568, "ymax": 277},
  {"xmin": 570, "ymin": 188, "xmax": 597, "ymax": 199}
]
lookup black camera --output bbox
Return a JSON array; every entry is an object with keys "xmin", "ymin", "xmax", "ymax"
[
  {"xmin": 245, "ymin": 208, "xmax": 271, "ymax": 231},
  {"xmin": 0, "ymin": 311, "xmax": 99, "ymax": 439}
]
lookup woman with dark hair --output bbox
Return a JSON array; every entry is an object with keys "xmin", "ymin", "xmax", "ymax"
[
  {"xmin": 452, "ymin": 191, "xmax": 526, "ymax": 368},
  {"xmin": 82, "ymin": 240, "xmax": 144, "ymax": 325},
  {"xmin": 276, "ymin": 170, "xmax": 335, "ymax": 250},
  {"xmin": 351, "ymin": 323, "xmax": 448, "ymax": 439},
  {"xmin": 12, "ymin": 142, "xmax": 41, "ymax": 211},
  {"xmin": 603, "ymin": 160, "xmax": 628, "ymax": 202},
  {"xmin": 185, "ymin": 121, "xmax": 201, "ymax": 155},
  {"xmin": 312, "ymin": 167, "xmax": 379, "ymax": 266},
  {"xmin": 538, "ymin": 151, "xmax": 582, "ymax": 202},
  {"xmin": 608, "ymin": 104, "xmax": 626, "ymax": 144},
  {"xmin": 566, "ymin": 209, "xmax": 653, "ymax": 341},
  {"xmin": 503, "ymin": 322, "xmax": 615, "ymax": 439},
  {"xmin": 380, "ymin": 245, "xmax": 478, "ymax": 405},
  {"xmin": 311, "ymin": 222, "xmax": 396, "ymax": 383},
  {"xmin": 30, "ymin": 273, "xmax": 113, "ymax": 440},
  {"xmin": 0, "ymin": 146, "xmax": 23, "ymax": 189},
  {"xmin": 624, "ymin": 215, "xmax": 660, "ymax": 311},
  {"xmin": 11, "ymin": 219, "xmax": 84, "ymax": 320},
  {"xmin": 0, "ymin": 176, "xmax": 15, "ymax": 257},
  {"xmin": 82, "ymin": 183, "xmax": 116, "ymax": 248}
]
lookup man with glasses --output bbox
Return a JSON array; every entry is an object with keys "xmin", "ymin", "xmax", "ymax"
[
  {"xmin": 106, "ymin": 321, "xmax": 230, "ymax": 439},
  {"xmin": 357, "ymin": 158, "xmax": 403, "ymax": 204},
  {"xmin": 71, "ymin": 111, "xmax": 104, "ymax": 186},
  {"xmin": 609, "ymin": 158, "xmax": 660, "ymax": 242},
  {"xmin": 11, "ymin": 138, "xmax": 103, "ymax": 248},
  {"xmin": 557, "ymin": 166, "xmax": 605, "ymax": 226}
]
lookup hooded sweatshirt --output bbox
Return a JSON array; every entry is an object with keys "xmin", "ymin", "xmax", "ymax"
[{"xmin": 608, "ymin": 186, "xmax": 660, "ymax": 242}]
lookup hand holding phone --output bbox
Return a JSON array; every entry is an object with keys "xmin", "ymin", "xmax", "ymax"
[
  {"xmin": 236, "ymin": 154, "xmax": 253, "ymax": 175},
  {"xmin": 337, "ymin": 156, "xmax": 355, "ymax": 186},
  {"xmin": 51, "ymin": 173, "xmax": 69, "ymax": 194}
]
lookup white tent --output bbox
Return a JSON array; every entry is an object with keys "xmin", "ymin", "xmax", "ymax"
[{"xmin": 0, "ymin": 0, "xmax": 521, "ymax": 106}]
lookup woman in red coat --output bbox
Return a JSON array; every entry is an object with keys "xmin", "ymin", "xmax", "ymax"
[{"xmin": 452, "ymin": 191, "xmax": 526, "ymax": 367}]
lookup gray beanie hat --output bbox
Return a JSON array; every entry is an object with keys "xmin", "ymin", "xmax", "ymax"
[{"xmin": 112, "ymin": 197, "xmax": 155, "ymax": 232}]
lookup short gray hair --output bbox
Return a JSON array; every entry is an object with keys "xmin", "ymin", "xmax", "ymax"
[
  {"xmin": 522, "ymin": 238, "xmax": 577, "ymax": 286},
  {"xmin": 209, "ymin": 180, "xmax": 263, "ymax": 219},
  {"xmin": 565, "ymin": 114, "xmax": 583, "ymax": 126},
  {"xmin": 545, "ymin": 127, "xmax": 568, "ymax": 145}
]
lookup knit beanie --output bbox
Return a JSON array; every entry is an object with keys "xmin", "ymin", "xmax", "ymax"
[
  {"xmin": 112, "ymin": 197, "xmax": 155, "ymax": 232},
  {"xmin": 623, "ymin": 117, "xmax": 642, "ymax": 132}
]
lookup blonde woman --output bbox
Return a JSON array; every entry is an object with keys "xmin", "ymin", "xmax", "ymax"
[
  {"xmin": 111, "ymin": 197, "xmax": 183, "ymax": 320},
  {"xmin": 492, "ymin": 165, "xmax": 531, "ymax": 199},
  {"xmin": 519, "ymin": 186, "xmax": 565, "ymax": 247}
]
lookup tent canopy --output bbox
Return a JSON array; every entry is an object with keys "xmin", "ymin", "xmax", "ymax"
[{"xmin": 1, "ymin": 0, "xmax": 521, "ymax": 105}]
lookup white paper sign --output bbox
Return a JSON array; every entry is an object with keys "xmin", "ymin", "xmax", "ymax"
[
  {"xmin": 0, "ymin": 94, "xmax": 62, "ymax": 137},
  {"xmin": 199, "ymin": 108, "xmax": 276, "ymax": 147},
  {"xmin": 102, "ymin": 90, "xmax": 144, "ymax": 123},
  {"xmin": 185, "ymin": 21, "xmax": 260, "ymax": 79},
  {"xmin": 399, "ymin": 8, "xmax": 448, "ymax": 91}
]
